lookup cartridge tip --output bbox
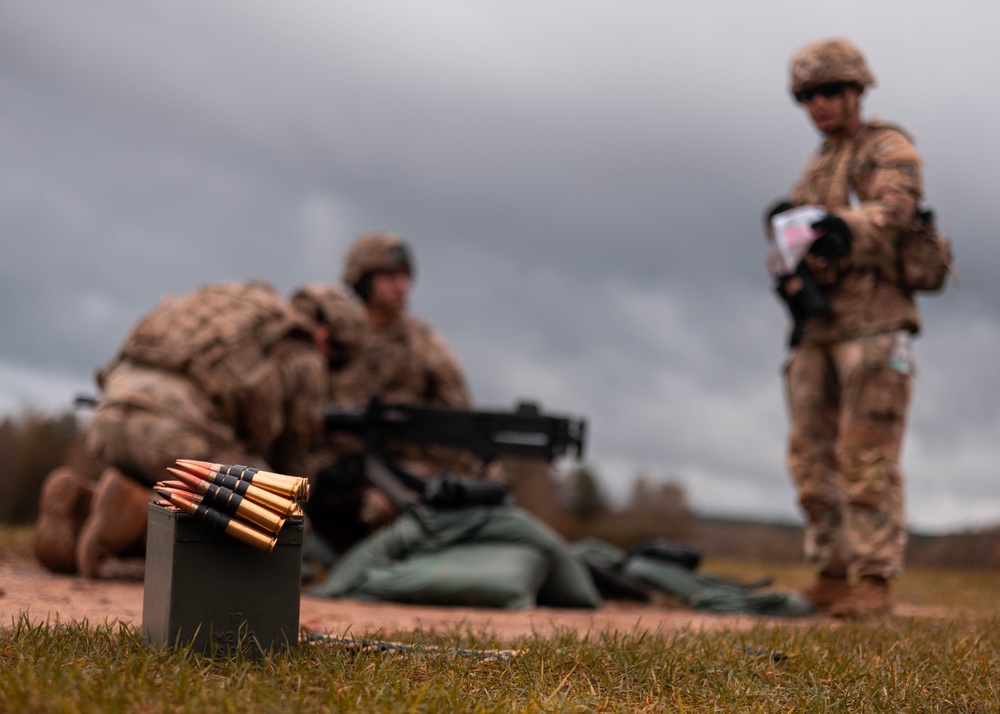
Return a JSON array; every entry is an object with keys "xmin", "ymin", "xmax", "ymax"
[
  {"xmin": 167, "ymin": 467, "xmax": 207, "ymax": 491},
  {"xmin": 175, "ymin": 458, "xmax": 215, "ymax": 468},
  {"xmin": 173, "ymin": 461, "xmax": 214, "ymax": 479},
  {"xmin": 159, "ymin": 480, "xmax": 189, "ymax": 491}
]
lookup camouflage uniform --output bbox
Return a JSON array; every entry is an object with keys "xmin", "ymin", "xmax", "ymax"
[
  {"xmin": 342, "ymin": 232, "xmax": 473, "ymax": 468},
  {"xmin": 354, "ymin": 314, "xmax": 469, "ymax": 409},
  {"xmin": 88, "ymin": 282, "xmax": 330, "ymax": 482},
  {"xmin": 289, "ymin": 284, "xmax": 373, "ymax": 407},
  {"xmin": 289, "ymin": 278, "xmax": 469, "ymax": 416},
  {"xmin": 287, "ymin": 283, "xmax": 380, "ymax": 552},
  {"xmin": 38, "ymin": 282, "xmax": 341, "ymax": 578},
  {"xmin": 314, "ymin": 233, "xmax": 479, "ymax": 544},
  {"xmin": 778, "ymin": 39, "xmax": 922, "ymax": 582}
]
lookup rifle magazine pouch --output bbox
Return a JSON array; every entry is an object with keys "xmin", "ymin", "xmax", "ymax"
[{"xmin": 898, "ymin": 209, "xmax": 955, "ymax": 292}]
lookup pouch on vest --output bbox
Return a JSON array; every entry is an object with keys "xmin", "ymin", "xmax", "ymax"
[{"xmin": 897, "ymin": 208, "xmax": 955, "ymax": 293}]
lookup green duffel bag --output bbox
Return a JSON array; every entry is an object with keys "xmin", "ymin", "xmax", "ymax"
[
  {"xmin": 623, "ymin": 556, "xmax": 812, "ymax": 617},
  {"xmin": 357, "ymin": 542, "xmax": 551, "ymax": 610},
  {"xmin": 310, "ymin": 505, "xmax": 602, "ymax": 610}
]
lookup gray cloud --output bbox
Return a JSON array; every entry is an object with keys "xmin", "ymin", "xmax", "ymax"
[{"xmin": 1, "ymin": 1, "xmax": 996, "ymax": 532}]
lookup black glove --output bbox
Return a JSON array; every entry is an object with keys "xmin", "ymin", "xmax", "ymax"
[
  {"xmin": 312, "ymin": 454, "xmax": 365, "ymax": 493},
  {"xmin": 765, "ymin": 199, "xmax": 795, "ymax": 223},
  {"xmin": 775, "ymin": 262, "xmax": 830, "ymax": 347},
  {"xmin": 422, "ymin": 476, "xmax": 510, "ymax": 508},
  {"xmin": 776, "ymin": 263, "xmax": 829, "ymax": 318},
  {"xmin": 764, "ymin": 199, "xmax": 796, "ymax": 244},
  {"xmin": 809, "ymin": 215, "xmax": 853, "ymax": 258}
]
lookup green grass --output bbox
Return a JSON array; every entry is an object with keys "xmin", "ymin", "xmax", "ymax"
[
  {"xmin": 3, "ymin": 530, "xmax": 1000, "ymax": 712},
  {"xmin": 704, "ymin": 557, "xmax": 1000, "ymax": 616},
  {"xmin": 2, "ymin": 614, "xmax": 999, "ymax": 712}
]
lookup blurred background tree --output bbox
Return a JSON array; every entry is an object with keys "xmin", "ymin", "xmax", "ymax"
[
  {"xmin": 0, "ymin": 411, "xmax": 100, "ymax": 524},
  {"xmin": 1, "ymin": 407, "xmax": 997, "ymax": 568}
]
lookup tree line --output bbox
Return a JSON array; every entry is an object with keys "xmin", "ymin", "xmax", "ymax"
[{"xmin": 3, "ymin": 409, "xmax": 998, "ymax": 569}]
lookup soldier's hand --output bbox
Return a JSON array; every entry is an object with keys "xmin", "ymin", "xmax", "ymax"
[
  {"xmin": 809, "ymin": 215, "xmax": 853, "ymax": 257},
  {"xmin": 765, "ymin": 198, "xmax": 795, "ymax": 222},
  {"xmin": 314, "ymin": 454, "xmax": 365, "ymax": 492},
  {"xmin": 764, "ymin": 199, "xmax": 795, "ymax": 243}
]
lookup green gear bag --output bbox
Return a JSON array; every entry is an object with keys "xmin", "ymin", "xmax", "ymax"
[
  {"xmin": 357, "ymin": 543, "xmax": 550, "ymax": 610},
  {"xmin": 310, "ymin": 504, "xmax": 601, "ymax": 610},
  {"xmin": 623, "ymin": 556, "xmax": 812, "ymax": 617}
]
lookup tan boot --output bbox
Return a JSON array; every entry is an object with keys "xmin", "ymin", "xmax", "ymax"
[
  {"xmin": 801, "ymin": 572, "xmax": 852, "ymax": 614},
  {"xmin": 75, "ymin": 467, "xmax": 152, "ymax": 579},
  {"xmin": 34, "ymin": 467, "xmax": 95, "ymax": 574},
  {"xmin": 830, "ymin": 575, "xmax": 892, "ymax": 618}
]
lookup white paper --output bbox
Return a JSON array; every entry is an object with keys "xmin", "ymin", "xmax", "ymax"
[{"xmin": 771, "ymin": 205, "xmax": 827, "ymax": 273}]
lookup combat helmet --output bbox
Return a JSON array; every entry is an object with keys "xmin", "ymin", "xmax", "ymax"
[
  {"xmin": 341, "ymin": 232, "xmax": 415, "ymax": 298},
  {"xmin": 790, "ymin": 38, "xmax": 876, "ymax": 97},
  {"xmin": 289, "ymin": 284, "xmax": 366, "ymax": 368}
]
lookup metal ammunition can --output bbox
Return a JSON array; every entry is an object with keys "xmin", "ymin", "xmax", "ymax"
[{"xmin": 142, "ymin": 503, "xmax": 303, "ymax": 654}]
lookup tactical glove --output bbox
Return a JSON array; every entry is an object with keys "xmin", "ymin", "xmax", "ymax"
[
  {"xmin": 809, "ymin": 215, "xmax": 853, "ymax": 258},
  {"xmin": 775, "ymin": 262, "xmax": 830, "ymax": 347},
  {"xmin": 312, "ymin": 454, "xmax": 365, "ymax": 492},
  {"xmin": 776, "ymin": 263, "xmax": 830, "ymax": 318},
  {"xmin": 765, "ymin": 198, "xmax": 795, "ymax": 223},
  {"xmin": 422, "ymin": 475, "xmax": 510, "ymax": 508}
]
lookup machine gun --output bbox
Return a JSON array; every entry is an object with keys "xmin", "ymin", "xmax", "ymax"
[{"xmin": 320, "ymin": 397, "xmax": 587, "ymax": 512}]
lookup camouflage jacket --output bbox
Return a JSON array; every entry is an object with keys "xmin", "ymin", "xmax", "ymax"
[
  {"xmin": 342, "ymin": 314, "xmax": 470, "ymax": 409},
  {"xmin": 95, "ymin": 282, "xmax": 328, "ymax": 476},
  {"xmin": 787, "ymin": 119, "xmax": 924, "ymax": 344},
  {"xmin": 337, "ymin": 313, "xmax": 474, "ymax": 477}
]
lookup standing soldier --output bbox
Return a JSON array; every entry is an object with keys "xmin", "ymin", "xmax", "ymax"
[
  {"xmin": 34, "ymin": 281, "xmax": 365, "ymax": 578},
  {"xmin": 767, "ymin": 38, "xmax": 926, "ymax": 617}
]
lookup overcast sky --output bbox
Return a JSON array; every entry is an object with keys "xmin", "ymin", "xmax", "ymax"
[{"xmin": 2, "ymin": 1, "xmax": 996, "ymax": 533}]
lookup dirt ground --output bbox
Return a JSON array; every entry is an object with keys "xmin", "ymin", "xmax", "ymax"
[{"xmin": 0, "ymin": 551, "xmax": 950, "ymax": 643}]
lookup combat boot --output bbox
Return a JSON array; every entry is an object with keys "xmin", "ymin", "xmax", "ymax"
[
  {"xmin": 830, "ymin": 575, "xmax": 892, "ymax": 618},
  {"xmin": 34, "ymin": 467, "xmax": 95, "ymax": 574},
  {"xmin": 75, "ymin": 467, "xmax": 152, "ymax": 579},
  {"xmin": 801, "ymin": 572, "xmax": 852, "ymax": 614}
]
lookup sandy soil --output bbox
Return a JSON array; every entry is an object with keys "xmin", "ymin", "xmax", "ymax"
[
  {"xmin": 0, "ymin": 552, "xmax": 950, "ymax": 644},
  {"xmin": 0, "ymin": 555, "xmax": 795, "ymax": 641}
]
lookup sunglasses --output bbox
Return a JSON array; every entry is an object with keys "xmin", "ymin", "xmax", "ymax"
[{"xmin": 794, "ymin": 82, "xmax": 848, "ymax": 103}]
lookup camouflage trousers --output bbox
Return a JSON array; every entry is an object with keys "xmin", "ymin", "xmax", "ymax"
[
  {"xmin": 87, "ymin": 405, "xmax": 268, "ymax": 489},
  {"xmin": 784, "ymin": 331, "xmax": 912, "ymax": 579}
]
